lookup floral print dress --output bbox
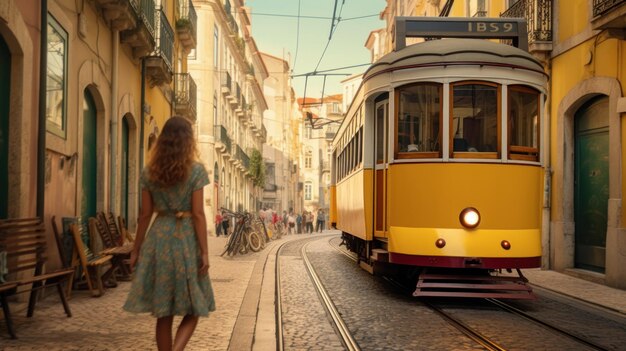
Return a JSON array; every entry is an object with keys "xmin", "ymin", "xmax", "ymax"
[{"xmin": 124, "ymin": 162, "xmax": 216, "ymax": 317}]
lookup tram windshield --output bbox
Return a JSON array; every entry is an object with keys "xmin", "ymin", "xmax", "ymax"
[
  {"xmin": 451, "ymin": 83, "xmax": 499, "ymax": 157},
  {"xmin": 396, "ymin": 83, "xmax": 441, "ymax": 158}
]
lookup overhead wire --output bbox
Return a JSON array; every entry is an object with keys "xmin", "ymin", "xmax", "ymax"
[{"xmin": 291, "ymin": 0, "xmax": 302, "ymax": 73}]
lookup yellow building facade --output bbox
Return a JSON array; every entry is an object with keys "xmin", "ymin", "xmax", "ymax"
[{"xmin": 0, "ymin": 0, "xmax": 198, "ymax": 270}]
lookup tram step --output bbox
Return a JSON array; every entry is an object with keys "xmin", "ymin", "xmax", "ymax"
[
  {"xmin": 370, "ymin": 249, "xmax": 389, "ymax": 262},
  {"xmin": 413, "ymin": 268, "xmax": 535, "ymax": 299}
]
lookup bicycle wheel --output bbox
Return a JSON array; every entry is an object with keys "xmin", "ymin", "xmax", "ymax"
[{"xmin": 248, "ymin": 231, "xmax": 262, "ymax": 252}]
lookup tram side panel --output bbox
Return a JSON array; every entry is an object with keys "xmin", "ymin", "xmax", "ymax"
[
  {"xmin": 386, "ymin": 163, "xmax": 543, "ymax": 269},
  {"xmin": 335, "ymin": 168, "xmax": 373, "ymax": 241}
]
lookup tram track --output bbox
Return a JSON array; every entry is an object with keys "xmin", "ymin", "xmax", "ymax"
[
  {"xmin": 276, "ymin": 235, "xmax": 360, "ymax": 351},
  {"xmin": 329, "ymin": 236, "xmax": 508, "ymax": 350},
  {"xmin": 485, "ymin": 298, "xmax": 609, "ymax": 351},
  {"xmin": 327, "ymin": 236, "xmax": 616, "ymax": 351}
]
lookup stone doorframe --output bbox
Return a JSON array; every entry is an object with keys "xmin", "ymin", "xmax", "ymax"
[{"xmin": 552, "ymin": 77, "xmax": 624, "ymax": 287}]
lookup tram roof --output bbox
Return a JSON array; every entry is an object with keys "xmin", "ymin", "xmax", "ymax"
[{"xmin": 364, "ymin": 38, "xmax": 544, "ymax": 79}]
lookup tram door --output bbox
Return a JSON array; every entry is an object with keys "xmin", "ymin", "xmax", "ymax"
[
  {"xmin": 0, "ymin": 35, "xmax": 10, "ymax": 219},
  {"xmin": 574, "ymin": 96, "xmax": 609, "ymax": 273},
  {"xmin": 374, "ymin": 98, "xmax": 388, "ymax": 237}
]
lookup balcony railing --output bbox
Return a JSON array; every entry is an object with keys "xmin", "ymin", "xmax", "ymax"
[
  {"xmin": 176, "ymin": 0, "xmax": 197, "ymax": 51},
  {"xmin": 154, "ymin": 9, "xmax": 174, "ymax": 70},
  {"xmin": 214, "ymin": 125, "xmax": 232, "ymax": 153},
  {"xmin": 236, "ymin": 145, "xmax": 250, "ymax": 170},
  {"xmin": 145, "ymin": 8, "xmax": 174, "ymax": 85},
  {"xmin": 592, "ymin": 0, "xmax": 626, "ymax": 29},
  {"xmin": 594, "ymin": 0, "xmax": 624, "ymax": 16},
  {"xmin": 500, "ymin": 0, "xmax": 552, "ymax": 46},
  {"xmin": 174, "ymin": 73, "xmax": 197, "ymax": 120},
  {"xmin": 130, "ymin": 0, "xmax": 155, "ymax": 36},
  {"xmin": 221, "ymin": 71, "xmax": 232, "ymax": 94},
  {"xmin": 116, "ymin": 0, "xmax": 156, "ymax": 58}
]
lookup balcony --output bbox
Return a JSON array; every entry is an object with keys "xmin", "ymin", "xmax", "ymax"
[
  {"xmin": 229, "ymin": 82, "xmax": 240, "ymax": 106},
  {"xmin": 236, "ymin": 145, "xmax": 250, "ymax": 171},
  {"xmin": 221, "ymin": 71, "xmax": 232, "ymax": 95},
  {"xmin": 592, "ymin": 0, "xmax": 626, "ymax": 29},
  {"xmin": 145, "ymin": 8, "xmax": 174, "ymax": 86},
  {"xmin": 174, "ymin": 73, "xmax": 197, "ymax": 120},
  {"xmin": 175, "ymin": 0, "xmax": 197, "ymax": 53},
  {"xmin": 115, "ymin": 0, "xmax": 156, "ymax": 59},
  {"xmin": 500, "ymin": 0, "xmax": 552, "ymax": 55},
  {"xmin": 214, "ymin": 125, "xmax": 232, "ymax": 154}
]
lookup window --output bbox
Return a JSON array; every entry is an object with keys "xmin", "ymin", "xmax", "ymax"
[
  {"xmin": 305, "ymin": 149, "xmax": 312, "ymax": 168},
  {"xmin": 213, "ymin": 25, "xmax": 219, "ymax": 67},
  {"xmin": 46, "ymin": 15, "xmax": 68, "ymax": 137},
  {"xmin": 213, "ymin": 94, "xmax": 218, "ymax": 126},
  {"xmin": 376, "ymin": 103, "xmax": 386, "ymax": 164},
  {"xmin": 304, "ymin": 182, "xmax": 312, "ymax": 200},
  {"xmin": 450, "ymin": 82, "xmax": 499, "ymax": 158},
  {"xmin": 396, "ymin": 83, "xmax": 441, "ymax": 158},
  {"xmin": 508, "ymin": 85, "xmax": 539, "ymax": 161},
  {"xmin": 305, "ymin": 125, "xmax": 312, "ymax": 139}
]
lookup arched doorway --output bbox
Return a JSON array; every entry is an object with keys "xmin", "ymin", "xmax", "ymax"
[
  {"xmin": 0, "ymin": 35, "xmax": 10, "ymax": 219},
  {"xmin": 574, "ymin": 95, "xmax": 609, "ymax": 273},
  {"xmin": 82, "ymin": 89, "xmax": 98, "ymax": 219}
]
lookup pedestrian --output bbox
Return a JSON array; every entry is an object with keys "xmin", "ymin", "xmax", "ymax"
[
  {"xmin": 306, "ymin": 211, "xmax": 314, "ymax": 234},
  {"xmin": 296, "ymin": 212, "xmax": 302, "ymax": 234},
  {"xmin": 215, "ymin": 209, "xmax": 223, "ymax": 237},
  {"xmin": 222, "ymin": 214, "xmax": 230, "ymax": 236},
  {"xmin": 123, "ymin": 116, "xmax": 215, "ymax": 351},
  {"xmin": 316, "ymin": 209, "xmax": 325, "ymax": 233},
  {"xmin": 288, "ymin": 211, "xmax": 296, "ymax": 234}
]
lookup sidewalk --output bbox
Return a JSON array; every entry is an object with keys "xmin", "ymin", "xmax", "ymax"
[
  {"xmin": 521, "ymin": 268, "xmax": 626, "ymax": 314},
  {"xmin": 1, "ymin": 232, "xmax": 624, "ymax": 350}
]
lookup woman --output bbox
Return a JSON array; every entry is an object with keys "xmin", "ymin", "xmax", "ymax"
[{"xmin": 124, "ymin": 116, "xmax": 215, "ymax": 351}]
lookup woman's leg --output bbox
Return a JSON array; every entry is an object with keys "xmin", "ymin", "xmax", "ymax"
[
  {"xmin": 173, "ymin": 315, "xmax": 200, "ymax": 351},
  {"xmin": 156, "ymin": 316, "xmax": 174, "ymax": 351}
]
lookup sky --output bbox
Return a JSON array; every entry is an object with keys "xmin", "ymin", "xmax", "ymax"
[{"xmin": 247, "ymin": 0, "xmax": 385, "ymax": 100}]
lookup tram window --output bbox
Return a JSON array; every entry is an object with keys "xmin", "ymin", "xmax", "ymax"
[
  {"xmin": 451, "ymin": 82, "xmax": 499, "ymax": 158},
  {"xmin": 396, "ymin": 83, "xmax": 441, "ymax": 159},
  {"xmin": 508, "ymin": 86, "xmax": 539, "ymax": 161},
  {"xmin": 376, "ymin": 104, "xmax": 385, "ymax": 164}
]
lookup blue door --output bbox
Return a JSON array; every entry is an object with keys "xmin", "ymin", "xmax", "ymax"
[
  {"xmin": 574, "ymin": 96, "xmax": 609, "ymax": 273},
  {"xmin": 82, "ymin": 90, "xmax": 97, "ymax": 220}
]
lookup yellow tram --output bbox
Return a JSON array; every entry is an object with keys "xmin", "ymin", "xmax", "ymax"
[{"xmin": 330, "ymin": 18, "xmax": 548, "ymax": 298}]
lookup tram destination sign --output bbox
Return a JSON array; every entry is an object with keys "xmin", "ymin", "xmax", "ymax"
[{"xmin": 395, "ymin": 17, "xmax": 528, "ymax": 51}]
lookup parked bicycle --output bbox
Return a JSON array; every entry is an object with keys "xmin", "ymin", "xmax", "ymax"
[{"xmin": 220, "ymin": 208, "xmax": 263, "ymax": 256}]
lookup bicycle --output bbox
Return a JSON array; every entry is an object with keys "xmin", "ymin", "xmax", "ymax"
[{"xmin": 220, "ymin": 209, "xmax": 263, "ymax": 256}]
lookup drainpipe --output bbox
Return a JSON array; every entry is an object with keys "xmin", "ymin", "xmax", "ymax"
[
  {"xmin": 140, "ymin": 59, "xmax": 146, "ymax": 181},
  {"xmin": 110, "ymin": 29, "xmax": 119, "ymax": 214},
  {"xmin": 542, "ymin": 57, "xmax": 552, "ymax": 270},
  {"xmin": 37, "ymin": 0, "xmax": 47, "ymax": 218}
]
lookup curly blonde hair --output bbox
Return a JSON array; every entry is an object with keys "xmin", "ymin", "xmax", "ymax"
[{"xmin": 147, "ymin": 116, "xmax": 199, "ymax": 187}]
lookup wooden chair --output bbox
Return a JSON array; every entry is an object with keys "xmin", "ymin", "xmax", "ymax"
[
  {"xmin": 117, "ymin": 215, "xmax": 135, "ymax": 244},
  {"xmin": 68, "ymin": 219, "xmax": 113, "ymax": 297},
  {"xmin": 51, "ymin": 215, "xmax": 76, "ymax": 298},
  {"xmin": 0, "ymin": 217, "xmax": 74, "ymax": 339},
  {"xmin": 90, "ymin": 215, "xmax": 133, "ymax": 280}
]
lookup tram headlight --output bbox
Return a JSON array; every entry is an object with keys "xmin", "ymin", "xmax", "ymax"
[{"xmin": 459, "ymin": 207, "xmax": 480, "ymax": 229}]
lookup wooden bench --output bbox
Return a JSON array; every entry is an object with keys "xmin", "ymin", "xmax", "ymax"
[
  {"xmin": 65, "ymin": 218, "xmax": 114, "ymax": 298},
  {"xmin": 0, "ymin": 217, "xmax": 74, "ymax": 339}
]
